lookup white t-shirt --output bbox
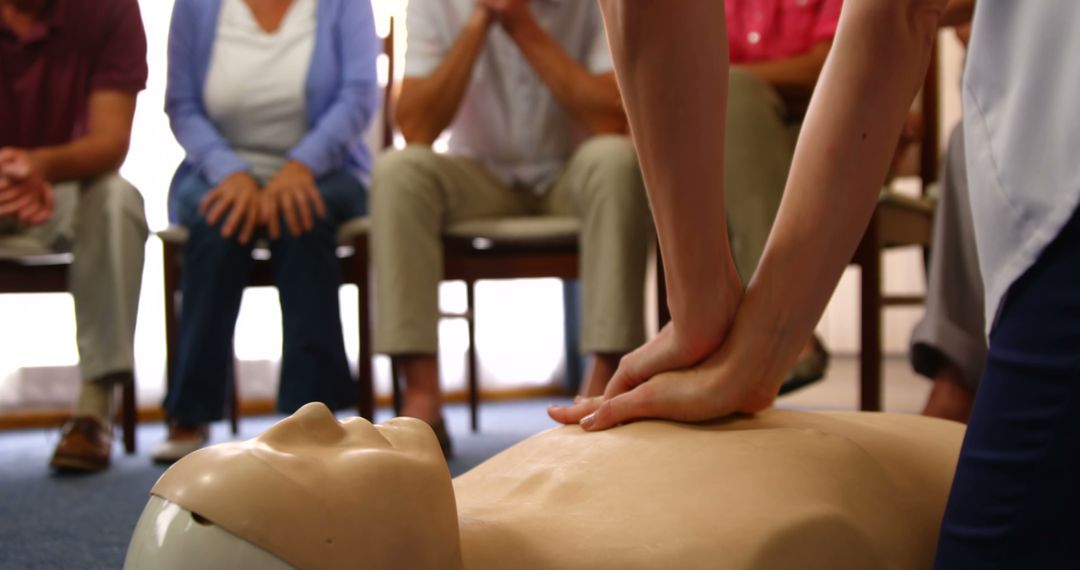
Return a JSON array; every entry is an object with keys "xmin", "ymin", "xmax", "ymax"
[
  {"xmin": 963, "ymin": 0, "xmax": 1080, "ymax": 331},
  {"xmin": 403, "ymin": 0, "xmax": 614, "ymax": 191},
  {"xmin": 204, "ymin": 0, "xmax": 317, "ymax": 183}
]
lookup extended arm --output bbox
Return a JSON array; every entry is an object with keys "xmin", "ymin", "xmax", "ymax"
[
  {"xmin": 396, "ymin": 7, "xmax": 492, "ymax": 145},
  {"xmin": 551, "ymin": 0, "xmax": 948, "ymax": 429},
  {"xmin": 492, "ymin": 3, "xmax": 625, "ymax": 134}
]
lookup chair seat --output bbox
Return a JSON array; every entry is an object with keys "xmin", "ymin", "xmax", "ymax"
[
  {"xmin": 156, "ymin": 217, "xmax": 370, "ymax": 248},
  {"xmin": 445, "ymin": 216, "xmax": 580, "ymax": 246},
  {"xmin": 0, "ymin": 234, "xmax": 70, "ymax": 262},
  {"xmin": 878, "ymin": 190, "xmax": 935, "ymax": 213}
]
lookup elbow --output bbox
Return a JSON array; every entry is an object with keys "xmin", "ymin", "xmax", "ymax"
[
  {"xmin": 104, "ymin": 135, "xmax": 132, "ymax": 173},
  {"xmin": 395, "ymin": 109, "xmax": 438, "ymax": 146}
]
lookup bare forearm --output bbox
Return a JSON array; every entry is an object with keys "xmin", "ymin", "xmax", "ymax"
[
  {"xmin": 599, "ymin": 0, "xmax": 738, "ymax": 330},
  {"xmin": 31, "ymin": 90, "xmax": 135, "ymax": 184},
  {"xmin": 397, "ymin": 8, "xmax": 492, "ymax": 144},
  {"xmin": 30, "ymin": 135, "xmax": 129, "ymax": 184},
  {"xmin": 502, "ymin": 12, "xmax": 625, "ymax": 134},
  {"xmin": 744, "ymin": 0, "xmax": 946, "ymax": 357}
]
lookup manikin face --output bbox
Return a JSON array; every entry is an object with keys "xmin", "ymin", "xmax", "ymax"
[{"xmin": 128, "ymin": 404, "xmax": 463, "ymax": 570}]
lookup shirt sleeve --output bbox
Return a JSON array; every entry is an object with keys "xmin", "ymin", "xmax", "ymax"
[
  {"xmin": 91, "ymin": 0, "xmax": 148, "ymax": 94},
  {"xmin": 585, "ymin": 4, "xmax": 614, "ymax": 74},
  {"xmin": 288, "ymin": 0, "xmax": 380, "ymax": 178},
  {"xmin": 403, "ymin": 0, "xmax": 447, "ymax": 78},
  {"xmin": 812, "ymin": 0, "xmax": 844, "ymax": 43}
]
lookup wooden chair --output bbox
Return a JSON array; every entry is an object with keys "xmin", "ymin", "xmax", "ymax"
[
  {"xmin": 390, "ymin": 218, "xmax": 583, "ymax": 432},
  {"xmin": 850, "ymin": 46, "xmax": 941, "ymax": 411},
  {"xmin": 158, "ymin": 219, "xmax": 375, "ymax": 425},
  {"xmin": 0, "ymin": 247, "xmax": 138, "ymax": 453}
]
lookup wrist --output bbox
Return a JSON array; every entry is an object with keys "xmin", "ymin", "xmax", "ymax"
[
  {"xmin": 26, "ymin": 149, "xmax": 52, "ymax": 182},
  {"xmin": 469, "ymin": 5, "xmax": 495, "ymax": 31}
]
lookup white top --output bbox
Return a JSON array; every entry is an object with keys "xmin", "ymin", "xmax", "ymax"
[
  {"xmin": 404, "ymin": 0, "xmax": 614, "ymax": 191},
  {"xmin": 204, "ymin": 0, "xmax": 317, "ymax": 183},
  {"xmin": 963, "ymin": 0, "xmax": 1080, "ymax": 331}
]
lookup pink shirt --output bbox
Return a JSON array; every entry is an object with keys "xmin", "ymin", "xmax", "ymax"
[{"xmin": 726, "ymin": 0, "xmax": 843, "ymax": 64}]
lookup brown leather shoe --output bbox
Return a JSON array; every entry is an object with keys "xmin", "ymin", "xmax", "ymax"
[{"xmin": 50, "ymin": 416, "xmax": 113, "ymax": 473}]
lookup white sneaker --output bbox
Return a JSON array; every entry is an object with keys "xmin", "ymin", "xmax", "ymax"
[{"xmin": 152, "ymin": 423, "xmax": 209, "ymax": 464}]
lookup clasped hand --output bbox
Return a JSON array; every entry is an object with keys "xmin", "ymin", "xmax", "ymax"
[
  {"xmin": 475, "ymin": 0, "xmax": 531, "ymax": 23},
  {"xmin": 0, "ymin": 147, "xmax": 54, "ymax": 226},
  {"xmin": 199, "ymin": 161, "xmax": 326, "ymax": 244}
]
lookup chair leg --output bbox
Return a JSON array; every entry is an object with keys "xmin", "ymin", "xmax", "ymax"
[
  {"xmin": 228, "ymin": 357, "xmax": 240, "ymax": 435},
  {"xmin": 466, "ymin": 280, "xmax": 480, "ymax": 432},
  {"xmin": 162, "ymin": 239, "xmax": 181, "ymax": 416},
  {"xmin": 859, "ymin": 230, "xmax": 883, "ymax": 412},
  {"xmin": 390, "ymin": 356, "xmax": 403, "ymax": 417},
  {"xmin": 356, "ymin": 244, "xmax": 376, "ymax": 421},
  {"xmin": 120, "ymin": 373, "xmax": 137, "ymax": 454}
]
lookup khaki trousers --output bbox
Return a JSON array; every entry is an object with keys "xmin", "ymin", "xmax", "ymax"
[
  {"xmin": 371, "ymin": 135, "xmax": 650, "ymax": 355},
  {"xmin": 0, "ymin": 172, "xmax": 148, "ymax": 382},
  {"xmin": 725, "ymin": 68, "xmax": 801, "ymax": 281}
]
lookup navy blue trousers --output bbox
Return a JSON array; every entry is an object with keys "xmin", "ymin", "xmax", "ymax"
[
  {"xmin": 166, "ymin": 171, "xmax": 366, "ymax": 423},
  {"xmin": 935, "ymin": 206, "xmax": 1080, "ymax": 568}
]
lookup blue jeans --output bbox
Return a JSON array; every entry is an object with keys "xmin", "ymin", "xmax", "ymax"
[
  {"xmin": 934, "ymin": 205, "xmax": 1080, "ymax": 568},
  {"xmin": 166, "ymin": 170, "xmax": 367, "ymax": 422}
]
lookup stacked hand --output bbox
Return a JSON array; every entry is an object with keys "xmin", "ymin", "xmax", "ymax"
[
  {"xmin": 0, "ymin": 148, "xmax": 54, "ymax": 226},
  {"xmin": 260, "ymin": 160, "xmax": 326, "ymax": 240},
  {"xmin": 549, "ymin": 271, "xmax": 795, "ymax": 431},
  {"xmin": 200, "ymin": 161, "xmax": 325, "ymax": 244},
  {"xmin": 475, "ymin": 0, "xmax": 531, "ymax": 25},
  {"xmin": 200, "ymin": 171, "xmax": 261, "ymax": 244}
]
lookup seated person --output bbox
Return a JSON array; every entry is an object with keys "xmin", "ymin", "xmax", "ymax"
[
  {"xmin": 909, "ymin": 24, "xmax": 982, "ymax": 424},
  {"xmin": 372, "ymin": 0, "xmax": 652, "ymax": 449},
  {"xmin": 157, "ymin": 0, "xmax": 379, "ymax": 462},
  {"xmin": 0, "ymin": 0, "xmax": 149, "ymax": 473},
  {"xmin": 126, "ymin": 402, "xmax": 964, "ymax": 569},
  {"xmin": 724, "ymin": 0, "xmax": 844, "ymax": 390}
]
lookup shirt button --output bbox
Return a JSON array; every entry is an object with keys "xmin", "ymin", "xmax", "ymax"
[{"xmin": 747, "ymin": 31, "xmax": 761, "ymax": 44}]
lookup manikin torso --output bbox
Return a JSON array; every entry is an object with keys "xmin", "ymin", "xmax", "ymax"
[
  {"xmin": 456, "ymin": 410, "xmax": 961, "ymax": 570},
  {"xmin": 129, "ymin": 404, "xmax": 963, "ymax": 570}
]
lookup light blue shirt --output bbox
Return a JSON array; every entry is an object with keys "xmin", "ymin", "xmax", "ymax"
[{"xmin": 964, "ymin": 0, "xmax": 1080, "ymax": 330}]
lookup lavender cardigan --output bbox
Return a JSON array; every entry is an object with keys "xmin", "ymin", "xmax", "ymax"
[{"xmin": 165, "ymin": 0, "xmax": 378, "ymax": 219}]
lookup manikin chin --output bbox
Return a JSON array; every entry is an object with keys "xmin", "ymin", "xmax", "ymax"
[{"xmin": 126, "ymin": 402, "xmax": 963, "ymax": 570}]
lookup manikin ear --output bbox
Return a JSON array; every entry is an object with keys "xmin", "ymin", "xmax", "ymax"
[{"xmin": 125, "ymin": 496, "xmax": 294, "ymax": 570}]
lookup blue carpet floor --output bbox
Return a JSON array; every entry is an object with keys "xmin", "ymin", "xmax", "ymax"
[{"xmin": 0, "ymin": 398, "xmax": 571, "ymax": 569}]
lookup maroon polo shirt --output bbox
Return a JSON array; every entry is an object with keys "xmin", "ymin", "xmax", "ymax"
[{"xmin": 0, "ymin": 0, "xmax": 148, "ymax": 149}]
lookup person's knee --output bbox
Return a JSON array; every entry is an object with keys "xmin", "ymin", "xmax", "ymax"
[
  {"xmin": 80, "ymin": 173, "xmax": 148, "ymax": 237},
  {"xmin": 727, "ymin": 68, "xmax": 781, "ymax": 122},
  {"xmin": 574, "ymin": 135, "xmax": 639, "ymax": 175},
  {"xmin": 575, "ymin": 136, "xmax": 649, "ymax": 217},
  {"xmin": 370, "ymin": 146, "xmax": 443, "ymax": 216}
]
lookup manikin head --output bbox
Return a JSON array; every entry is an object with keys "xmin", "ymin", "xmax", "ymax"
[{"xmin": 125, "ymin": 403, "xmax": 463, "ymax": 570}]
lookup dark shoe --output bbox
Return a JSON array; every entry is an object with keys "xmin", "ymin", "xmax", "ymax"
[
  {"xmin": 50, "ymin": 416, "xmax": 113, "ymax": 473},
  {"xmin": 779, "ymin": 335, "xmax": 830, "ymax": 396},
  {"xmin": 152, "ymin": 422, "xmax": 210, "ymax": 465},
  {"xmin": 430, "ymin": 418, "xmax": 453, "ymax": 459}
]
